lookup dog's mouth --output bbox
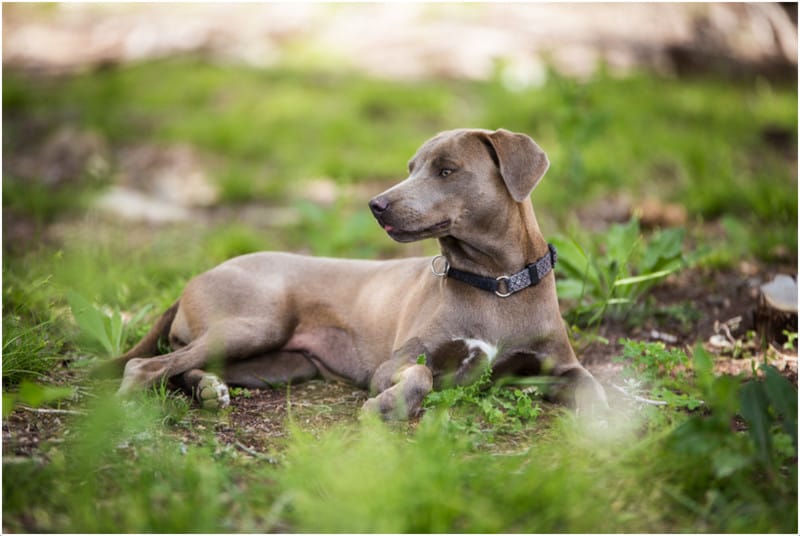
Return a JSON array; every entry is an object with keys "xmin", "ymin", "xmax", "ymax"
[{"xmin": 383, "ymin": 219, "xmax": 451, "ymax": 242}]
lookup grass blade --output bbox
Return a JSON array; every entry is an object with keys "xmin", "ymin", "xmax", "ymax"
[{"xmin": 613, "ymin": 268, "xmax": 678, "ymax": 287}]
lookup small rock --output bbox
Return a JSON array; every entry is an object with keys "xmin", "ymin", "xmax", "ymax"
[
  {"xmin": 115, "ymin": 144, "xmax": 219, "ymax": 207},
  {"xmin": 649, "ymin": 329, "xmax": 678, "ymax": 344},
  {"xmin": 636, "ymin": 197, "xmax": 687, "ymax": 228},
  {"xmin": 576, "ymin": 194, "xmax": 631, "ymax": 231},
  {"xmin": 298, "ymin": 178, "xmax": 339, "ymax": 206},
  {"xmin": 709, "ymin": 334, "xmax": 734, "ymax": 351},
  {"xmin": 738, "ymin": 260, "xmax": 760, "ymax": 276},
  {"xmin": 94, "ymin": 186, "xmax": 192, "ymax": 224},
  {"xmin": 5, "ymin": 125, "xmax": 110, "ymax": 186}
]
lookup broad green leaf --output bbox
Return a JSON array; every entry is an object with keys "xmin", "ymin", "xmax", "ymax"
[
  {"xmin": 762, "ymin": 365, "xmax": 798, "ymax": 450},
  {"xmin": 556, "ymin": 279, "xmax": 587, "ymax": 300},
  {"xmin": 603, "ymin": 218, "xmax": 641, "ymax": 267},
  {"xmin": 67, "ymin": 291, "xmax": 113, "ymax": 355},
  {"xmin": 712, "ymin": 450, "xmax": 750, "ymax": 478},
  {"xmin": 17, "ymin": 381, "xmax": 75, "ymax": 408},
  {"xmin": 550, "ymin": 235, "xmax": 591, "ymax": 281},
  {"xmin": 692, "ymin": 344, "xmax": 714, "ymax": 393},
  {"xmin": 640, "ymin": 227, "xmax": 685, "ymax": 273},
  {"xmin": 3, "ymin": 392, "xmax": 17, "ymax": 419},
  {"xmin": 110, "ymin": 308, "xmax": 124, "ymax": 357},
  {"xmin": 739, "ymin": 381, "xmax": 773, "ymax": 468}
]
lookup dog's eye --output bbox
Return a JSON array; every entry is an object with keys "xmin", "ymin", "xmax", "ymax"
[{"xmin": 439, "ymin": 168, "xmax": 453, "ymax": 178}]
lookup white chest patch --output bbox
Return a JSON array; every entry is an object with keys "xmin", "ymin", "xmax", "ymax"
[{"xmin": 458, "ymin": 338, "xmax": 499, "ymax": 363}]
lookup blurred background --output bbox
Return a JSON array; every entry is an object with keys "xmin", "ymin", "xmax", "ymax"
[{"xmin": 3, "ymin": 2, "xmax": 797, "ymax": 258}]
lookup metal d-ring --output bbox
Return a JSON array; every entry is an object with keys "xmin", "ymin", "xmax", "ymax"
[
  {"xmin": 495, "ymin": 275, "xmax": 512, "ymax": 298},
  {"xmin": 430, "ymin": 255, "xmax": 450, "ymax": 277}
]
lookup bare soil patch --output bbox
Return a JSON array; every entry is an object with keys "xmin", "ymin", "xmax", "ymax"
[{"xmin": 213, "ymin": 381, "xmax": 367, "ymax": 454}]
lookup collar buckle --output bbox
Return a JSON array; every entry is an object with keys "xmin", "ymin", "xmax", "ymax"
[
  {"xmin": 430, "ymin": 255, "xmax": 450, "ymax": 278},
  {"xmin": 495, "ymin": 275, "xmax": 513, "ymax": 298}
]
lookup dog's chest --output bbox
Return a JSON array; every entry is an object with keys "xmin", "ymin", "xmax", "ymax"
[{"xmin": 426, "ymin": 335, "xmax": 516, "ymax": 386}]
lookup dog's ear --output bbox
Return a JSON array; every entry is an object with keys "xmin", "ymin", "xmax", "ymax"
[{"xmin": 485, "ymin": 129, "xmax": 549, "ymax": 202}]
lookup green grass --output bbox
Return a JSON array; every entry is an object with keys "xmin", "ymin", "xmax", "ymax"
[
  {"xmin": 2, "ymin": 57, "xmax": 797, "ymax": 533},
  {"xmin": 2, "ymin": 265, "xmax": 70, "ymax": 384}
]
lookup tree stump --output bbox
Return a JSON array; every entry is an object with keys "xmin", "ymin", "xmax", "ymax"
[{"xmin": 755, "ymin": 274, "xmax": 798, "ymax": 348}]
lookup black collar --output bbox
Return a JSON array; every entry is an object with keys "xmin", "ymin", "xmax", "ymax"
[{"xmin": 431, "ymin": 244, "xmax": 557, "ymax": 298}]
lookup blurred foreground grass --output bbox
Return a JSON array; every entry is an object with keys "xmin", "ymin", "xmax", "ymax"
[
  {"xmin": 3, "ymin": 353, "xmax": 796, "ymax": 533},
  {"xmin": 2, "ymin": 58, "xmax": 797, "ymax": 532}
]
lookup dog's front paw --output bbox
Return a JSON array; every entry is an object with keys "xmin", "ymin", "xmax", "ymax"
[
  {"xmin": 361, "ymin": 390, "xmax": 422, "ymax": 421},
  {"xmin": 361, "ymin": 396, "xmax": 383, "ymax": 417},
  {"xmin": 196, "ymin": 374, "xmax": 230, "ymax": 410},
  {"xmin": 361, "ymin": 395, "xmax": 406, "ymax": 421},
  {"xmin": 574, "ymin": 378, "xmax": 610, "ymax": 417},
  {"xmin": 362, "ymin": 364, "xmax": 432, "ymax": 421}
]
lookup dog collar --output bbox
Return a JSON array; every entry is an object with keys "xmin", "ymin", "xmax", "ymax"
[{"xmin": 430, "ymin": 244, "xmax": 557, "ymax": 298}]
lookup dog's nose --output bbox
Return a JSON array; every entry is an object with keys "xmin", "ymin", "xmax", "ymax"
[{"xmin": 369, "ymin": 197, "xmax": 390, "ymax": 215}]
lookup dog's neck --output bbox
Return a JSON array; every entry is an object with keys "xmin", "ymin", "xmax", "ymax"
[{"xmin": 439, "ymin": 201, "xmax": 549, "ymax": 278}]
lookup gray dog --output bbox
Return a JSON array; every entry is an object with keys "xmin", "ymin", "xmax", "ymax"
[{"xmin": 115, "ymin": 128, "xmax": 608, "ymax": 419}]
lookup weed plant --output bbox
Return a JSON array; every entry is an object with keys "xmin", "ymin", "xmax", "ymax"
[
  {"xmin": 552, "ymin": 218, "xmax": 691, "ymax": 326},
  {"xmin": 423, "ymin": 366, "xmax": 543, "ymax": 441},
  {"xmin": 67, "ymin": 291, "xmax": 153, "ymax": 359},
  {"xmin": 614, "ymin": 339, "xmax": 704, "ymax": 409}
]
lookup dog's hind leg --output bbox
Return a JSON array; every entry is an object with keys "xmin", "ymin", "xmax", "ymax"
[
  {"xmin": 223, "ymin": 351, "xmax": 320, "ymax": 388},
  {"xmin": 118, "ymin": 337, "xmax": 232, "ymax": 409},
  {"xmin": 163, "ymin": 352, "xmax": 320, "ymax": 409},
  {"xmin": 118, "ymin": 316, "xmax": 288, "ymax": 402},
  {"xmin": 118, "ymin": 338, "xmax": 214, "ymax": 396}
]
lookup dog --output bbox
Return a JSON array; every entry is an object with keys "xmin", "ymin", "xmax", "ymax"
[{"xmin": 113, "ymin": 128, "xmax": 608, "ymax": 419}]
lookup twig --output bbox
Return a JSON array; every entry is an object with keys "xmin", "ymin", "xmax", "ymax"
[
  {"xmin": 3, "ymin": 456, "xmax": 47, "ymax": 466},
  {"xmin": 611, "ymin": 384, "xmax": 668, "ymax": 406},
  {"xmin": 75, "ymin": 387, "xmax": 98, "ymax": 399},
  {"xmin": 16, "ymin": 405, "xmax": 87, "ymax": 416},
  {"xmin": 234, "ymin": 440, "xmax": 278, "ymax": 463}
]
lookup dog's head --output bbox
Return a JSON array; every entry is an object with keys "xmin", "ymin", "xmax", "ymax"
[{"xmin": 369, "ymin": 128, "xmax": 549, "ymax": 243}]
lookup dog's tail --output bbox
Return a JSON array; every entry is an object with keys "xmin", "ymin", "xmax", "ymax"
[{"xmin": 92, "ymin": 300, "xmax": 180, "ymax": 378}]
